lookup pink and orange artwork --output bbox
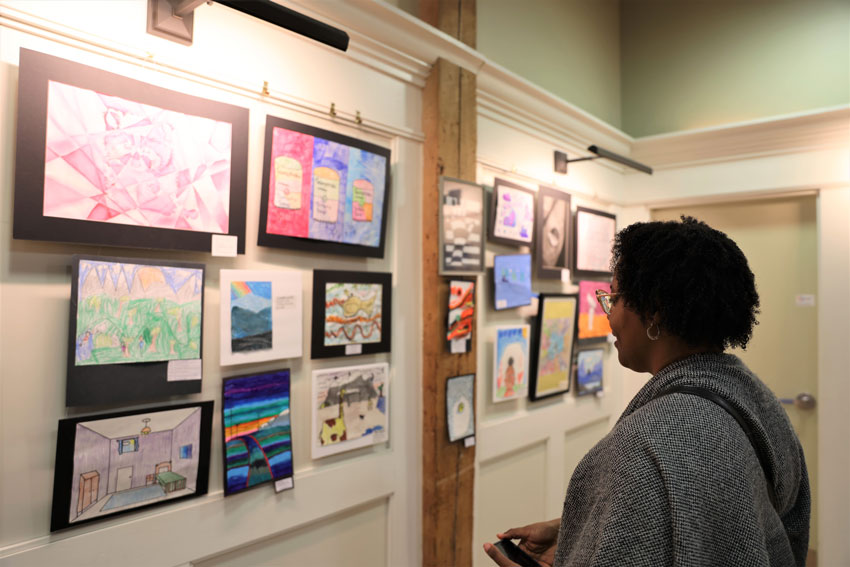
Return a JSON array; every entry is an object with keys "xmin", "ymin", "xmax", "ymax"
[
  {"xmin": 447, "ymin": 280, "xmax": 475, "ymax": 352},
  {"xmin": 578, "ymin": 281, "xmax": 612, "ymax": 340},
  {"xmin": 43, "ymin": 81, "xmax": 233, "ymax": 233}
]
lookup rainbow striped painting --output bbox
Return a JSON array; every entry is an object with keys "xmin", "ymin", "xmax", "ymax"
[{"xmin": 222, "ymin": 370, "xmax": 293, "ymax": 495}]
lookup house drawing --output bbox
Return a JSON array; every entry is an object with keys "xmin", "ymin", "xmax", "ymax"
[{"xmin": 69, "ymin": 407, "xmax": 201, "ymax": 523}]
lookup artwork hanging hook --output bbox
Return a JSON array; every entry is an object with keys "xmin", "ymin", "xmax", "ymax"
[
  {"xmin": 329, "ymin": 102, "xmax": 337, "ymax": 118},
  {"xmin": 261, "ymin": 81, "xmax": 269, "ymax": 96}
]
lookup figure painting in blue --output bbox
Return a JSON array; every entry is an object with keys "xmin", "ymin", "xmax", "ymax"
[
  {"xmin": 223, "ymin": 370, "xmax": 293, "ymax": 495},
  {"xmin": 493, "ymin": 254, "xmax": 533, "ymax": 309}
]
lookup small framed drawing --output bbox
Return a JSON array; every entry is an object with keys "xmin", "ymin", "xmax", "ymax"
[
  {"xmin": 50, "ymin": 400, "xmax": 213, "ymax": 532},
  {"xmin": 529, "ymin": 294, "xmax": 578, "ymax": 401},
  {"xmin": 222, "ymin": 369, "xmax": 293, "ymax": 496},
  {"xmin": 439, "ymin": 177, "xmax": 485, "ymax": 274},
  {"xmin": 573, "ymin": 207, "xmax": 616, "ymax": 279},
  {"xmin": 493, "ymin": 254, "xmax": 533, "ymax": 310},
  {"xmin": 258, "ymin": 115, "xmax": 391, "ymax": 258},
  {"xmin": 447, "ymin": 279, "xmax": 475, "ymax": 354},
  {"xmin": 311, "ymin": 270, "xmax": 392, "ymax": 359},
  {"xmin": 312, "ymin": 362, "xmax": 389, "ymax": 458},
  {"xmin": 68, "ymin": 255, "xmax": 205, "ymax": 407},
  {"xmin": 577, "ymin": 281, "xmax": 612, "ymax": 342},
  {"xmin": 14, "ymin": 48, "xmax": 248, "ymax": 254},
  {"xmin": 535, "ymin": 185, "xmax": 572, "ymax": 279},
  {"xmin": 220, "ymin": 269, "xmax": 303, "ymax": 366},
  {"xmin": 488, "ymin": 178, "xmax": 535, "ymax": 247},
  {"xmin": 493, "ymin": 325, "xmax": 530, "ymax": 403},
  {"xmin": 575, "ymin": 348, "xmax": 604, "ymax": 396},
  {"xmin": 446, "ymin": 374, "xmax": 475, "ymax": 442}
]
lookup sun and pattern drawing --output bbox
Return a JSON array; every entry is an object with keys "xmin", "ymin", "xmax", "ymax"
[
  {"xmin": 74, "ymin": 259, "xmax": 202, "ymax": 366},
  {"xmin": 493, "ymin": 325, "xmax": 530, "ymax": 403},
  {"xmin": 534, "ymin": 295, "xmax": 577, "ymax": 398},
  {"xmin": 223, "ymin": 370, "xmax": 293, "ymax": 495},
  {"xmin": 44, "ymin": 81, "xmax": 233, "ymax": 232},
  {"xmin": 441, "ymin": 179, "xmax": 483, "ymax": 271},
  {"xmin": 323, "ymin": 282, "xmax": 383, "ymax": 347},
  {"xmin": 230, "ymin": 281, "xmax": 272, "ymax": 353},
  {"xmin": 447, "ymin": 280, "xmax": 475, "ymax": 352},
  {"xmin": 265, "ymin": 127, "xmax": 387, "ymax": 247},
  {"xmin": 312, "ymin": 363, "xmax": 388, "ymax": 458},
  {"xmin": 446, "ymin": 374, "xmax": 475, "ymax": 442}
]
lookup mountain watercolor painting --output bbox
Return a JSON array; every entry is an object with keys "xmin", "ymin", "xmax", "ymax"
[{"xmin": 230, "ymin": 281, "xmax": 272, "ymax": 353}]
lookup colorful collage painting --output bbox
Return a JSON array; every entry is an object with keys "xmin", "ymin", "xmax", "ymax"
[
  {"xmin": 493, "ymin": 254, "xmax": 533, "ymax": 310},
  {"xmin": 220, "ymin": 269, "xmax": 302, "ymax": 366},
  {"xmin": 440, "ymin": 177, "xmax": 484, "ymax": 273},
  {"xmin": 531, "ymin": 294, "xmax": 577, "ymax": 400},
  {"xmin": 75, "ymin": 259, "xmax": 202, "ymax": 366},
  {"xmin": 324, "ymin": 282, "xmax": 383, "ymax": 347},
  {"xmin": 312, "ymin": 363, "xmax": 389, "ymax": 459},
  {"xmin": 490, "ymin": 178, "xmax": 535, "ymax": 246},
  {"xmin": 259, "ymin": 116, "xmax": 390, "ymax": 257},
  {"xmin": 447, "ymin": 280, "xmax": 475, "ymax": 353},
  {"xmin": 222, "ymin": 370, "xmax": 293, "ymax": 495},
  {"xmin": 446, "ymin": 374, "xmax": 475, "ymax": 442},
  {"xmin": 493, "ymin": 325, "xmax": 530, "ymax": 403},
  {"xmin": 576, "ymin": 349, "xmax": 604, "ymax": 396},
  {"xmin": 578, "ymin": 281, "xmax": 612, "ymax": 341}
]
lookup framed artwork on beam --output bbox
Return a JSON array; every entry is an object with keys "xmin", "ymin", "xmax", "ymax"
[
  {"xmin": 573, "ymin": 206, "xmax": 616, "ymax": 279},
  {"xmin": 535, "ymin": 185, "xmax": 572, "ymax": 279},
  {"xmin": 50, "ymin": 400, "xmax": 213, "ymax": 532},
  {"xmin": 439, "ymin": 177, "xmax": 485, "ymax": 274},
  {"xmin": 446, "ymin": 374, "xmax": 475, "ymax": 442},
  {"xmin": 258, "ymin": 115, "xmax": 391, "ymax": 258},
  {"xmin": 13, "ymin": 48, "xmax": 249, "ymax": 253}
]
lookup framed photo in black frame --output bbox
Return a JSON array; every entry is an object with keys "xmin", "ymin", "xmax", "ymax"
[
  {"xmin": 311, "ymin": 270, "xmax": 392, "ymax": 359},
  {"xmin": 439, "ymin": 176, "xmax": 485, "ymax": 274},
  {"xmin": 67, "ymin": 254, "xmax": 205, "ymax": 407},
  {"xmin": 535, "ymin": 185, "xmax": 572, "ymax": 279},
  {"xmin": 13, "ymin": 48, "xmax": 249, "ymax": 254},
  {"xmin": 488, "ymin": 178, "xmax": 536, "ymax": 247},
  {"xmin": 573, "ymin": 206, "xmax": 616, "ymax": 279},
  {"xmin": 529, "ymin": 293, "xmax": 578, "ymax": 401},
  {"xmin": 258, "ymin": 115, "xmax": 392, "ymax": 258},
  {"xmin": 575, "ymin": 348, "xmax": 604, "ymax": 396},
  {"xmin": 50, "ymin": 400, "xmax": 213, "ymax": 532}
]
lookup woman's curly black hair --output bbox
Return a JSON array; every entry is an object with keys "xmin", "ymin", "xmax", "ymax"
[{"xmin": 610, "ymin": 216, "xmax": 759, "ymax": 350}]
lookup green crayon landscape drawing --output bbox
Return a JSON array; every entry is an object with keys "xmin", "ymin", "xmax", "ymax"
[{"xmin": 75, "ymin": 260, "xmax": 202, "ymax": 366}]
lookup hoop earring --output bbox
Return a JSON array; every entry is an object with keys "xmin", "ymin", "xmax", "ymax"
[{"xmin": 646, "ymin": 322, "xmax": 660, "ymax": 341}]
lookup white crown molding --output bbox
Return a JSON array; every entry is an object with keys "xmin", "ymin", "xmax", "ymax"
[{"xmin": 631, "ymin": 106, "xmax": 850, "ymax": 170}]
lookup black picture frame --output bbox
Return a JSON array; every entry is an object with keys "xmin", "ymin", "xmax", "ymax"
[
  {"xmin": 13, "ymin": 48, "xmax": 249, "ymax": 254},
  {"xmin": 50, "ymin": 400, "xmax": 213, "ymax": 532},
  {"xmin": 257, "ymin": 115, "xmax": 392, "ymax": 258},
  {"xmin": 488, "ymin": 178, "xmax": 536, "ymax": 248},
  {"xmin": 535, "ymin": 185, "xmax": 572, "ymax": 279},
  {"xmin": 575, "ymin": 347, "xmax": 605, "ymax": 396},
  {"xmin": 529, "ymin": 293, "xmax": 578, "ymax": 401},
  {"xmin": 67, "ymin": 254, "xmax": 205, "ymax": 407},
  {"xmin": 311, "ymin": 270, "xmax": 392, "ymax": 359},
  {"xmin": 439, "ymin": 176, "xmax": 485, "ymax": 274},
  {"xmin": 572, "ymin": 206, "xmax": 617, "ymax": 279},
  {"xmin": 446, "ymin": 373, "xmax": 476, "ymax": 443}
]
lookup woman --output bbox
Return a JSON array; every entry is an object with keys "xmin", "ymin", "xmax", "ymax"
[{"xmin": 484, "ymin": 217, "xmax": 810, "ymax": 566}]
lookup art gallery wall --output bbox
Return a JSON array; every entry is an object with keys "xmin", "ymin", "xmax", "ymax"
[{"xmin": 0, "ymin": 1, "xmax": 424, "ymax": 565}]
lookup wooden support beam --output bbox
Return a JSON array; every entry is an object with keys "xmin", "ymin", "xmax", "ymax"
[{"xmin": 421, "ymin": 2, "xmax": 477, "ymax": 566}]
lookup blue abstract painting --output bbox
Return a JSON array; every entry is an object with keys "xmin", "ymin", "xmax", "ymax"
[
  {"xmin": 576, "ymin": 349, "xmax": 603, "ymax": 395},
  {"xmin": 223, "ymin": 370, "xmax": 293, "ymax": 495},
  {"xmin": 343, "ymin": 148, "xmax": 387, "ymax": 247},
  {"xmin": 309, "ymin": 138, "xmax": 349, "ymax": 242},
  {"xmin": 493, "ymin": 254, "xmax": 532, "ymax": 310}
]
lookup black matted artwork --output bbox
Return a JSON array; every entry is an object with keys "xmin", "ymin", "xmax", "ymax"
[
  {"xmin": 311, "ymin": 270, "xmax": 392, "ymax": 359},
  {"xmin": 439, "ymin": 176, "xmax": 485, "ymax": 274},
  {"xmin": 50, "ymin": 400, "xmax": 213, "ymax": 532},
  {"xmin": 258, "ymin": 115, "xmax": 391, "ymax": 258},
  {"xmin": 573, "ymin": 206, "xmax": 617, "ymax": 279},
  {"xmin": 13, "ymin": 48, "xmax": 249, "ymax": 253},
  {"xmin": 488, "ymin": 178, "xmax": 536, "ymax": 248},
  {"xmin": 535, "ymin": 185, "xmax": 572, "ymax": 279},
  {"xmin": 67, "ymin": 254, "xmax": 205, "ymax": 407}
]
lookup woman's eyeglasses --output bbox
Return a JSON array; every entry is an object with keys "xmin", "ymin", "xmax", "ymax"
[{"xmin": 595, "ymin": 289, "xmax": 620, "ymax": 315}]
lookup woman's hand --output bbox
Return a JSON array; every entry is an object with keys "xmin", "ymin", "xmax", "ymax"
[{"xmin": 482, "ymin": 518, "xmax": 560, "ymax": 567}]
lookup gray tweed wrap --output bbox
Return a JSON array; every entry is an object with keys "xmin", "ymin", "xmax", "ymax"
[{"xmin": 553, "ymin": 353, "xmax": 810, "ymax": 566}]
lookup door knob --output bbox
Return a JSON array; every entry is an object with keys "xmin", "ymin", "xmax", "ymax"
[{"xmin": 779, "ymin": 393, "xmax": 816, "ymax": 410}]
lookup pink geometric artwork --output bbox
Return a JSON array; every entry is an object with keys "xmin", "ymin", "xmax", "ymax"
[{"xmin": 43, "ymin": 80, "xmax": 233, "ymax": 233}]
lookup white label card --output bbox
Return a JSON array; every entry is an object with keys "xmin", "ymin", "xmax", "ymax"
[
  {"xmin": 561, "ymin": 269, "xmax": 571, "ymax": 282},
  {"xmin": 450, "ymin": 338, "xmax": 467, "ymax": 354},
  {"xmin": 167, "ymin": 359, "xmax": 202, "ymax": 381},
  {"xmin": 274, "ymin": 477, "xmax": 294, "ymax": 492},
  {"xmin": 464, "ymin": 436, "xmax": 476, "ymax": 448},
  {"xmin": 496, "ymin": 299, "xmax": 507, "ymax": 309},
  {"xmin": 345, "ymin": 344, "xmax": 363, "ymax": 355},
  {"xmin": 795, "ymin": 294, "xmax": 816, "ymax": 307},
  {"xmin": 211, "ymin": 234, "xmax": 238, "ymax": 257}
]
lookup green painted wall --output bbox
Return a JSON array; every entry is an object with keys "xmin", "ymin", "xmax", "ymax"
[
  {"xmin": 621, "ymin": 0, "xmax": 850, "ymax": 137},
  {"xmin": 478, "ymin": 0, "xmax": 623, "ymax": 129}
]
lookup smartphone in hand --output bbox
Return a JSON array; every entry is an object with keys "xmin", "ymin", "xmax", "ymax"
[{"xmin": 492, "ymin": 539, "xmax": 540, "ymax": 567}]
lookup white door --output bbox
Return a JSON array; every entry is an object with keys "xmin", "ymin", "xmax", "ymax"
[
  {"xmin": 116, "ymin": 466, "xmax": 133, "ymax": 492},
  {"xmin": 653, "ymin": 195, "xmax": 818, "ymax": 561}
]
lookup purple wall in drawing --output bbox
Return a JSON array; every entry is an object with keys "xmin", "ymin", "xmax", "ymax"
[
  {"xmin": 170, "ymin": 408, "xmax": 200, "ymax": 490},
  {"xmin": 106, "ymin": 430, "xmax": 173, "ymax": 493},
  {"xmin": 69, "ymin": 425, "xmax": 111, "ymax": 522}
]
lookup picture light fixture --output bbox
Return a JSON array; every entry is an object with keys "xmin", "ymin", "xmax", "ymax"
[
  {"xmin": 148, "ymin": 0, "xmax": 349, "ymax": 51},
  {"xmin": 554, "ymin": 146, "xmax": 653, "ymax": 175}
]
